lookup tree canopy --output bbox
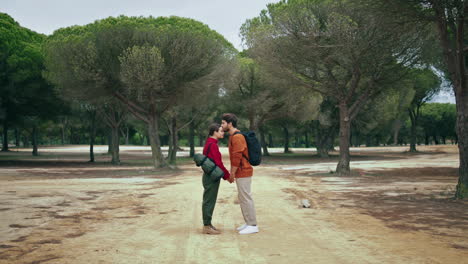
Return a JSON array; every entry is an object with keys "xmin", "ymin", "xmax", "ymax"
[{"xmin": 43, "ymin": 15, "xmax": 236, "ymax": 168}]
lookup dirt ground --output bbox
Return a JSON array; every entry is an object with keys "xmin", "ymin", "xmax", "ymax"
[{"xmin": 0, "ymin": 145, "xmax": 467, "ymax": 263}]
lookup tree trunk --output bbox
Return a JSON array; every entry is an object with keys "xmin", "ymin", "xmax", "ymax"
[
  {"xmin": 15, "ymin": 128, "xmax": 19, "ymax": 147},
  {"xmin": 89, "ymin": 112, "xmax": 96, "ymax": 162},
  {"xmin": 455, "ymin": 90, "xmax": 468, "ymax": 198},
  {"xmin": 268, "ymin": 133, "xmax": 274, "ymax": 148},
  {"xmin": 168, "ymin": 116, "xmax": 178, "ymax": 165},
  {"xmin": 148, "ymin": 115, "xmax": 166, "ymax": 168},
  {"xmin": 317, "ymin": 146, "xmax": 329, "ymax": 158},
  {"xmin": 408, "ymin": 107, "xmax": 419, "ymax": 152},
  {"xmin": 410, "ymin": 123, "xmax": 417, "ymax": 152},
  {"xmin": 111, "ymin": 126, "xmax": 120, "ymax": 165},
  {"xmin": 2, "ymin": 121, "xmax": 8, "ymax": 151},
  {"xmin": 70, "ymin": 127, "xmax": 75, "ymax": 144},
  {"xmin": 145, "ymin": 131, "xmax": 150, "ymax": 146},
  {"xmin": 198, "ymin": 132, "xmax": 204, "ymax": 147},
  {"xmin": 32, "ymin": 125, "xmax": 38, "ymax": 156},
  {"xmin": 283, "ymin": 126, "xmax": 290, "ymax": 154},
  {"xmin": 22, "ymin": 135, "xmax": 28, "ymax": 147},
  {"xmin": 259, "ymin": 126, "xmax": 270, "ymax": 156},
  {"xmin": 189, "ymin": 121, "xmax": 195, "ymax": 158},
  {"xmin": 316, "ymin": 127, "xmax": 329, "ymax": 158},
  {"xmin": 305, "ymin": 131, "xmax": 310, "ymax": 148},
  {"xmin": 336, "ymin": 104, "xmax": 351, "ymax": 176},
  {"xmin": 328, "ymin": 133, "xmax": 337, "ymax": 151},
  {"xmin": 317, "ymin": 135, "xmax": 330, "ymax": 158},
  {"xmin": 409, "ymin": 110, "xmax": 417, "ymax": 152},
  {"xmin": 366, "ymin": 135, "xmax": 372, "ymax": 147},
  {"xmin": 431, "ymin": 6, "xmax": 467, "ymax": 199},
  {"xmin": 392, "ymin": 120, "xmax": 402, "ymax": 145},
  {"xmin": 248, "ymin": 112, "xmax": 259, "ymax": 133},
  {"xmin": 354, "ymin": 132, "xmax": 361, "ymax": 147},
  {"xmin": 107, "ymin": 131, "xmax": 113, "ymax": 154},
  {"xmin": 168, "ymin": 134, "xmax": 173, "ymax": 163},
  {"xmin": 61, "ymin": 125, "xmax": 66, "ymax": 145},
  {"xmin": 125, "ymin": 126, "xmax": 129, "ymax": 145},
  {"xmin": 375, "ymin": 135, "xmax": 381, "ymax": 146},
  {"xmin": 315, "ymin": 122, "xmax": 334, "ymax": 158}
]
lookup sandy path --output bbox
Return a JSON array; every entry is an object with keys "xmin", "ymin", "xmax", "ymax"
[{"xmin": 1, "ymin": 163, "xmax": 466, "ymax": 264}]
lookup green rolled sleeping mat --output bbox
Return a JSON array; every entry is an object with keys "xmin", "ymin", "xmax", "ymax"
[{"xmin": 193, "ymin": 153, "xmax": 224, "ymax": 181}]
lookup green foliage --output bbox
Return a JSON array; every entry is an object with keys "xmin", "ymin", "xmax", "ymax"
[
  {"xmin": 354, "ymin": 91, "xmax": 406, "ymax": 134},
  {"xmin": 226, "ymin": 53, "xmax": 320, "ymax": 131},
  {"xmin": 0, "ymin": 12, "xmax": 63, "ymax": 127},
  {"xmin": 44, "ymin": 15, "xmax": 235, "ymax": 105},
  {"xmin": 240, "ymin": 0, "xmax": 428, "ymax": 112},
  {"xmin": 420, "ymin": 103, "xmax": 457, "ymax": 140},
  {"xmin": 0, "ymin": 13, "xmax": 45, "ymax": 83},
  {"xmin": 409, "ymin": 68, "xmax": 441, "ymax": 108},
  {"xmin": 119, "ymin": 45, "xmax": 165, "ymax": 101},
  {"xmin": 43, "ymin": 15, "xmax": 236, "ymax": 167}
]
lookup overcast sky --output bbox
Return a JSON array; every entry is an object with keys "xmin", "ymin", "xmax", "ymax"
[{"xmin": 2, "ymin": 0, "xmax": 277, "ymax": 50}]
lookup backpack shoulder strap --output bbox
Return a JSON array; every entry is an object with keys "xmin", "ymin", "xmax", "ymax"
[{"xmin": 232, "ymin": 131, "xmax": 249, "ymax": 162}]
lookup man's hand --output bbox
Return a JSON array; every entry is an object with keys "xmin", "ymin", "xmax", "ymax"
[{"xmin": 229, "ymin": 166, "xmax": 238, "ymax": 184}]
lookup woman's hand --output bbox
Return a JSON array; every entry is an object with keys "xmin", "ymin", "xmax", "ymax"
[
  {"xmin": 228, "ymin": 174, "xmax": 235, "ymax": 183},
  {"xmin": 229, "ymin": 167, "xmax": 238, "ymax": 183}
]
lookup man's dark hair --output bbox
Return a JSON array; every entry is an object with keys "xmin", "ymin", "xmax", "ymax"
[
  {"xmin": 222, "ymin": 113, "xmax": 238, "ymax": 128},
  {"xmin": 208, "ymin": 123, "xmax": 221, "ymax": 136}
]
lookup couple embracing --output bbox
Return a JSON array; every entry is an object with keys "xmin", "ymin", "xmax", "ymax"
[{"xmin": 202, "ymin": 113, "xmax": 258, "ymax": 235}]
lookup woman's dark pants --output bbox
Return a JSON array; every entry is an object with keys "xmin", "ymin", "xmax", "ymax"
[{"xmin": 202, "ymin": 173, "xmax": 220, "ymax": 226}]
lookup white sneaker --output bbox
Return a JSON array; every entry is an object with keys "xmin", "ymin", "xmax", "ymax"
[
  {"xmin": 239, "ymin": 225, "xmax": 259, "ymax": 235},
  {"xmin": 236, "ymin": 224, "xmax": 247, "ymax": 231}
]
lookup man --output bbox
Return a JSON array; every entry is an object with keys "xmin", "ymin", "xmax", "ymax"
[{"xmin": 221, "ymin": 113, "xmax": 259, "ymax": 235}]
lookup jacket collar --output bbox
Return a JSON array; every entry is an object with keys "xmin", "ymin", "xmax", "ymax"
[{"xmin": 206, "ymin": 137, "xmax": 218, "ymax": 144}]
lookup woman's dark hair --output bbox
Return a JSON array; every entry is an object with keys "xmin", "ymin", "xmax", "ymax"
[
  {"xmin": 222, "ymin": 113, "xmax": 238, "ymax": 128},
  {"xmin": 208, "ymin": 123, "xmax": 221, "ymax": 136}
]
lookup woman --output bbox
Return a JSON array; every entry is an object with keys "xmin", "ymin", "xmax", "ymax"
[{"xmin": 202, "ymin": 123, "xmax": 230, "ymax": 235}]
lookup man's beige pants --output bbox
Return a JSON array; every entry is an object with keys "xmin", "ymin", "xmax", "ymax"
[{"xmin": 236, "ymin": 177, "xmax": 257, "ymax": 226}]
